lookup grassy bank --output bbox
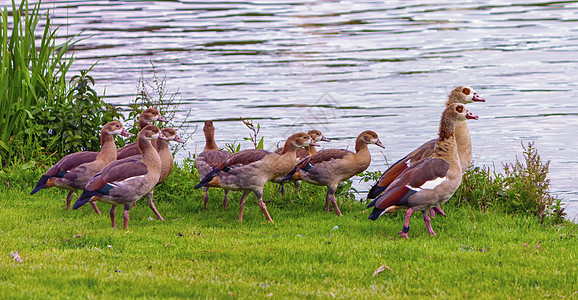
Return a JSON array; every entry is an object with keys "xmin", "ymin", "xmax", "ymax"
[{"xmin": 1, "ymin": 163, "xmax": 576, "ymax": 299}]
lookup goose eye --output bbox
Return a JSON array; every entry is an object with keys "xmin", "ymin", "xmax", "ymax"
[
  {"xmin": 456, "ymin": 105, "xmax": 464, "ymax": 113},
  {"xmin": 462, "ymin": 87, "xmax": 471, "ymax": 95}
]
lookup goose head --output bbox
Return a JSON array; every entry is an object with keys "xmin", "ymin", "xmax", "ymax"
[
  {"xmin": 161, "ymin": 128, "xmax": 185, "ymax": 144},
  {"xmin": 141, "ymin": 125, "xmax": 168, "ymax": 141},
  {"xmin": 102, "ymin": 121, "xmax": 131, "ymax": 137},
  {"xmin": 307, "ymin": 129, "xmax": 330, "ymax": 143},
  {"xmin": 359, "ymin": 130, "xmax": 385, "ymax": 148},
  {"xmin": 447, "ymin": 86, "xmax": 485, "ymax": 105}
]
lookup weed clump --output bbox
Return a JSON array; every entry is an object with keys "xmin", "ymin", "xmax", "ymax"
[{"xmin": 457, "ymin": 142, "xmax": 565, "ymax": 224}]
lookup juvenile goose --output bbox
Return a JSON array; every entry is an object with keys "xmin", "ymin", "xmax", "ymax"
[
  {"xmin": 117, "ymin": 108, "xmax": 167, "ymax": 160},
  {"xmin": 194, "ymin": 121, "xmax": 233, "ymax": 210},
  {"xmin": 275, "ymin": 130, "xmax": 331, "ymax": 159},
  {"xmin": 274, "ymin": 129, "xmax": 330, "ymax": 195},
  {"xmin": 30, "ymin": 121, "xmax": 130, "ymax": 213},
  {"xmin": 284, "ymin": 130, "xmax": 384, "ymax": 216},
  {"xmin": 367, "ymin": 86, "xmax": 485, "ymax": 216},
  {"xmin": 72, "ymin": 125, "xmax": 166, "ymax": 230},
  {"xmin": 367, "ymin": 103, "xmax": 478, "ymax": 238},
  {"xmin": 137, "ymin": 127, "xmax": 185, "ymax": 221},
  {"xmin": 194, "ymin": 132, "xmax": 316, "ymax": 223}
]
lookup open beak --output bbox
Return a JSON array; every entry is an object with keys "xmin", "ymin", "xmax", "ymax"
[
  {"xmin": 466, "ymin": 112, "xmax": 479, "ymax": 120},
  {"xmin": 320, "ymin": 135, "xmax": 330, "ymax": 142},
  {"xmin": 121, "ymin": 128, "xmax": 131, "ymax": 137},
  {"xmin": 472, "ymin": 93, "xmax": 485, "ymax": 102},
  {"xmin": 375, "ymin": 139, "xmax": 385, "ymax": 149}
]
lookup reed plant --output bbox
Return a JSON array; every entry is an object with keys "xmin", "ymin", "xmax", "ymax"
[
  {"xmin": 0, "ymin": 0, "xmax": 72, "ymax": 164},
  {"xmin": 1, "ymin": 0, "xmax": 122, "ymax": 168}
]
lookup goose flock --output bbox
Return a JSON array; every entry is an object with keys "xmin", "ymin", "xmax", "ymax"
[{"xmin": 30, "ymin": 86, "xmax": 484, "ymax": 238}]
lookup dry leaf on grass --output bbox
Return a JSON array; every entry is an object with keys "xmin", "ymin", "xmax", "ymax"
[{"xmin": 373, "ymin": 265, "xmax": 392, "ymax": 277}]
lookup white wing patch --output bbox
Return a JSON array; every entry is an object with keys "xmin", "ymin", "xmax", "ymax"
[
  {"xmin": 407, "ymin": 176, "xmax": 447, "ymax": 192},
  {"xmin": 114, "ymin": 175, "xmax": 146, "ymax": 185}
]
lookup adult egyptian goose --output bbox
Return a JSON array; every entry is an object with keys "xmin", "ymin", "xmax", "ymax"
[
  {"xmin": 284, "ymin": 130, "xmax": 384, "ymax": 216},
  {"xmin": 274, "ymin": 129, "xmax": 330, "ymax": 195},
  {"xmin": 116, "ymin": 108, "xmax": 167, "ymax": 160},
  {"xmin": 30, "ymin": 121, "xmax": 130, "ymax": 213},
  {"xmin": 194, "ymin": 132, "xmax": 316, "ymax": 223},
  {"xmin": 367, "ymin": 103, "xmax": 478, "ymax": 238},
  {"xmin": 72, "ymin": 125, "xmax": 167, "ymax": 230},
  {"xmin": 194, "ymin": 121, "xmax": 233, "ymax": 210},
  {"xmin": 367, "ymin": 86, "xmax": 484, "ymax": 216},
  {"xmin": 140, "ymin": 127, "xmax": 185, "ymax": 221}
]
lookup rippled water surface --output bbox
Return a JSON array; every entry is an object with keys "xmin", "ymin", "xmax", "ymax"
[{"xmin": 33, "ymin": 0, "xmax": 578, "ymax": 220}]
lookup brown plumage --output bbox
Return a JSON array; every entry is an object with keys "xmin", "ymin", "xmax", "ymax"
[
  {"xmin": 117, "ymin": 108, "xmax": 167, "ymax": 160},
  {"xmin": 274, "ymin": 130, "xmax": 330, "ymax": 196},
  {"xmin": 139, "ymin": 127, "xmax": 185, "ymax": 221},
  {"xmin": 367, "ymin": 86, "xmax": 485, "ymax": 217},
  {"xmin": 30, "ymin": 121, "xmax": 130, "ymax": 213},
  {"xmin": 368, "ymin": 103, "xmax": 479, "ymax": 238},
  {"xmin": 157, "ymin": 128, "xmax": 185, "ymax": 183},
  {"xmin": 289, "ymin": 130, "xmax": 385, "ymax": 216},
  {"xmin": 194, "ymin": 121, "xmax": 233, "ymax": 210},
  {"xmin": 73, "ymin": 125, "xmax": 167, "ymax": 230},
  {"xmin": 195, "ymin": 132, "xmax": 316, "ymax": 223}
]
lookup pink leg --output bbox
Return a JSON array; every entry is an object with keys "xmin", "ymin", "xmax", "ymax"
[
  {"xmin": 254, "ymin": 190, "xmax": 273, "ymax": 222},
  {"xmin": 433, "ymin": 206, "xmax": 447, "ymax": 217},
  {"xmin": 123, "ymin": 208, "xmax": 130, "ymax": 230},
  {"xmin": 398, "ymin": 208, "xmax": 414, "ymax": 239},
  {"xmin": 203, "ymin": 187, "xmax": 209, "ymax": 210},
  {"xmin": 222, "ymin": 190, "xmax": 229, "ymax": 211},
  {"xmin": 147, "ymin": 189, "xmax": 165, "ymax": 221},
  {"xmin": 66, "ymin": 191, "xmax": 73, "ymax": 211},
  {"xmin": 238, "ymin": 192, "xmax": 248, "ymax": 222},
  {"xmin": 109, "ymin": 206, "xmax": 117, "ymax": 229},
  {"xmin": 324, "ymin": 187, "xmax": 332, "ymax": 212},
  {"xmin": 423, "ymin": 210, "xmax": 437, "ymax": 236},
  {"xmin": 258, "ymin": 200, "xmax": 274, "ymax": 223},
  {"xmin": 90, "ymin": 200, "xmax": 102, "ymax": 215},
  {"xmin": 328, "ymin": 193, "xmax": 343, "ymax": 217}
]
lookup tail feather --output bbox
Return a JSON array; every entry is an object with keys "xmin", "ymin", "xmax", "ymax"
[
  {"xmin": 366, "ymin": 198, "xmax": 378, "ymax": 208},
  {"xmin": 195, "ymin": 168, "xmax": 221, "ymax": 189},
  {"xmin": 368, "ymin": 207, "xmax": 386, "ymax": 220},
  {"xmin": 73, "ymin": 190, "xmax": 102, "ymax": 210},
  {"xmin": 30, "ymin": 176, "xmax": 50, "ymax": 195},
  {"xmin": 367, "ymin": 185, "xmax": 386, "ymax": 200}
]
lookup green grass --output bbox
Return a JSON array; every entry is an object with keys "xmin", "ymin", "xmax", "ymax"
[{"xmin": 1, "ymin": 165, "xmax": 576, "ymax": 299}]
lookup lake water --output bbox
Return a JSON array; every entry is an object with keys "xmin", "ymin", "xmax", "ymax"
[{"xmin": 31, "ymin": 0, "xmax": 578, "ymax": 221}]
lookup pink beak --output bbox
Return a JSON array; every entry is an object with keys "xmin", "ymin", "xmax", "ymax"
[
  {"xmin": 472, "ymin": 93, "xmax": 485, "ymax": 102},
  {"xmin": 121, "ymin": 128, "xmax": 131, "ymax": 137},
  {"xmin": 157, "ymin": 114, "xmax": 168, "ymax": 122},
  {"xmin": 466, "ymin": 112, "xmax": 479, "ymax": 120},
  {"xmin": 173, "ymin": 134, "xmax": 185, "ymax": 144}
]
